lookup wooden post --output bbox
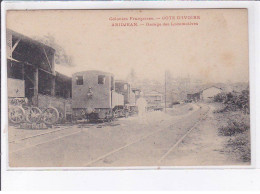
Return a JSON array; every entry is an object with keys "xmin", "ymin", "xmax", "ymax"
[
  {"xmin": 51, "ymin": 76, "xmax": 55, "ymax": 96},
  {"xmin": 51, "ymin": 52, "xmax": 55, "ymax": 96},
  {"xmin": 22, "ymin": 63, "xmax": 25, "ymax": 80},
  {"xmin": 34, "ymin": 67, "xmax": 38, "ymax": 96},
  {"xmin": 32, "ymin": 66, "xmax": 39, "ymax": 106},
  {"xmin": 64, "ymin": 101, "xmax": 66, "ymax": 121}
]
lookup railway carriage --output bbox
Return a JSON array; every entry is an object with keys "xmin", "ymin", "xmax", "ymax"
[
  {"xmin": 115, "ymin": 80, "xmax": 135, "ymax": 105},
  {"xmin": 115, "ymin": 80, "xmax": 137, "ymax": 115}
]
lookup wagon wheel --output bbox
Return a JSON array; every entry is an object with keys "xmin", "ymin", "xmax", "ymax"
[
  {"xmin": 113, "ymin": 110, "xmax": 118, "ymax": 118},
  {"xmin": 125, "ymin": 110, "xmax": 129, "ymax": 118},
  {"xmin": 111, "ymin": 111, "xmax": 116, "ymax": 120},
  {"xmin": 58, "ymin": 111, "xmax": 64, "ymax": 123},
  {"xmin": 8, "ymin": 106, "xmax": 25, "ymax": 124},
  {"xmin": 42, "ymin": 107, "xmax": 59, "ymax": 125},
  {"xmin": 25, "ymin": 107, "xmax": 42, "ymax": 123}
]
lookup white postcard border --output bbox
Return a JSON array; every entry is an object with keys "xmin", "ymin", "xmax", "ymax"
[{"xmin": 1, "ymin": 0, "xmax": 260, "ymax": 190}]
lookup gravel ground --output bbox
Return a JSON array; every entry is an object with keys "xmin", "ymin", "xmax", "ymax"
[
  {"xmin": 8, "ymin": 103, "xmax": 247, "ymax": 167},
  {"xmin": 9, "ymin": 103, "xmax": 201, "ymax": 167}
]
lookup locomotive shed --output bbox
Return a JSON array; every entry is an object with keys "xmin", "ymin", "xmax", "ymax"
[{"xmin": 7, "ymin": 29, "xmax": 72, "ymax": 124}]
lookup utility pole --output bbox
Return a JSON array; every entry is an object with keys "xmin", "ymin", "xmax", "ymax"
[{"xmin": 165, "ymin": 71, "xmax": 167, "ymax": 112}]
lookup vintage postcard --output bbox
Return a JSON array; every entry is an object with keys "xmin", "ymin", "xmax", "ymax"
[{"xmin": 6, "ymin": 9, "xmax": 250, "ymax": 168}]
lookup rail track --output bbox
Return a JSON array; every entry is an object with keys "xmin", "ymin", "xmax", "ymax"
[
  {"xmin": 9, "ymin": 127, "xmax": 82, "ymax": 154},
  {"xmin": 85, "ymin": 104, "xmax": 210, "ymax": 166},
  {"xmin": 9, "ymin": 126, "xmax": 72, "ymax": 144},
  {"xmin": 9, "ymin": 104, "xmax": 210, "ymax": 167},
  {"xmin": 157, "ymin": 105, "xmax": 210, "ymax": 165},
  {"xmin": 9, "ymin": 121, "xmax": 122, "ymax": 154}
]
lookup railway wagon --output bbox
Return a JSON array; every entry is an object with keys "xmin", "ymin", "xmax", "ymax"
[
  {"xmin": 115, "ymin": 80, "xmax": 137, "ymax": 115},
  {"xmin": 72, "ymin": 70, "xmax": 124, "ymax": 121},
  {"xmin": 115, "ymin": 80, "xmax": 135, "ymax": 105}
]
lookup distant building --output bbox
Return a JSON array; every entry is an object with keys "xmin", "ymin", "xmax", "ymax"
[
  {"xmin": 201, "ymin": 86, "xmax": 222, "ymax": 101},
  {"xmin": 187, "ymin": 86, "xmax": 222, "ymax": 102},
  {"xmin": 145, "ymin": 91, "xmax": 163, "ymax": 110}
]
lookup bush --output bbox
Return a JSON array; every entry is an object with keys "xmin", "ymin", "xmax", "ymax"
[
  {"xmin": 218, "ymin": 114, "xmax": 250, "ymax": 136},
  {"xmin": 215, "ymin": 89, "xmax": 250, "ymax": 163},
  {"xmin": 227, "ymin": 130, "xmax": 251, "ymax": 162},
  {"xmin": 170, "ymin": 101, "xmax": 180, "ymax": 107},
  {"xmin": 214, "ymin": 92, "xmax": 227, "ymax": 102},
  {"xmin": 213, "ymin": 90, "xmax": 249, "ymax": 114},
  {"xmin": 218, "ymin": 113, "xmax": 250, "ymax": 163},
  {"xmin": 219, "ymin": 120, "xmax": 249, "ymax": 136}
]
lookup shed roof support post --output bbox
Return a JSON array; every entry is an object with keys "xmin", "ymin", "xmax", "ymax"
[
  {"xmin": 42, "ymin": 47, "xmax": 52, "ymax": 72},
  {"xmin": 32, "ymin": 67, "xmax": 39, "ymax": 106},
  {"xmin": 34, "ymin": 67, "xmax": 38, "ymax": 96},
  {"xmin": 51, "ymin": 76, "xmax": 55, "ymax": 96},
  {"xmin": 11, "ymin": 38, "xmax": 21, "ymax": 53}
]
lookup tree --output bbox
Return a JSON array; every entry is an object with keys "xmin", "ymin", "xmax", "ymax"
[{"xmin": 34, "ymin": 34, "xmax": 74, "ymax": 67}]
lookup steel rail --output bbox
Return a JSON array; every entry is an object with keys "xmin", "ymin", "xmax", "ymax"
[
  {"xmin": 9, "ymin": 130, "xmax": 82, "ymax": 154},
  {"xmin": 157, "ymin": 105, "xmax": 210, "ymax": 165},
  {"xmin": 85, "ymin": 104, "xmax": 207, "ymax": 167}
]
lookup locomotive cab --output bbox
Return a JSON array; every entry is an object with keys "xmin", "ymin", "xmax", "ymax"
[{"xmin": 72, "ymin": 70, "xmax": 124, "ymax": 121}]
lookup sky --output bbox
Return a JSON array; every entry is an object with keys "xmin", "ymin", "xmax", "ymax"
[{"xmin": 7, "ymin": 9, "xmax": 249, "ymax": 83}]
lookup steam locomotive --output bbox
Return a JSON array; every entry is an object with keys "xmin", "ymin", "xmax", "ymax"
[{"xmin": 72, "ymin": 70, "xmax": 138, "ymax": 122}]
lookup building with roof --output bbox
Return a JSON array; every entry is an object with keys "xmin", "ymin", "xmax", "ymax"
[
  {"xmin": 187, "ymin": 86, "xmax": 222, "ymax": 102},
  {"xmin": 144, "ymin": 90, "xmax": 164, "ymax": 110},
  {"xmin": 7, "ymin": 29, "xmax": 72, "ymax": 102},
  {"xmin": 7, "ymin": 29, "xmax": 72, "ymax": 119}
]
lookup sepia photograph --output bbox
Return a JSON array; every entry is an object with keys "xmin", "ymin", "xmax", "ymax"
[{"xmin": 6, "ymin": 9, "xmax": 250, "ymax": 168}]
